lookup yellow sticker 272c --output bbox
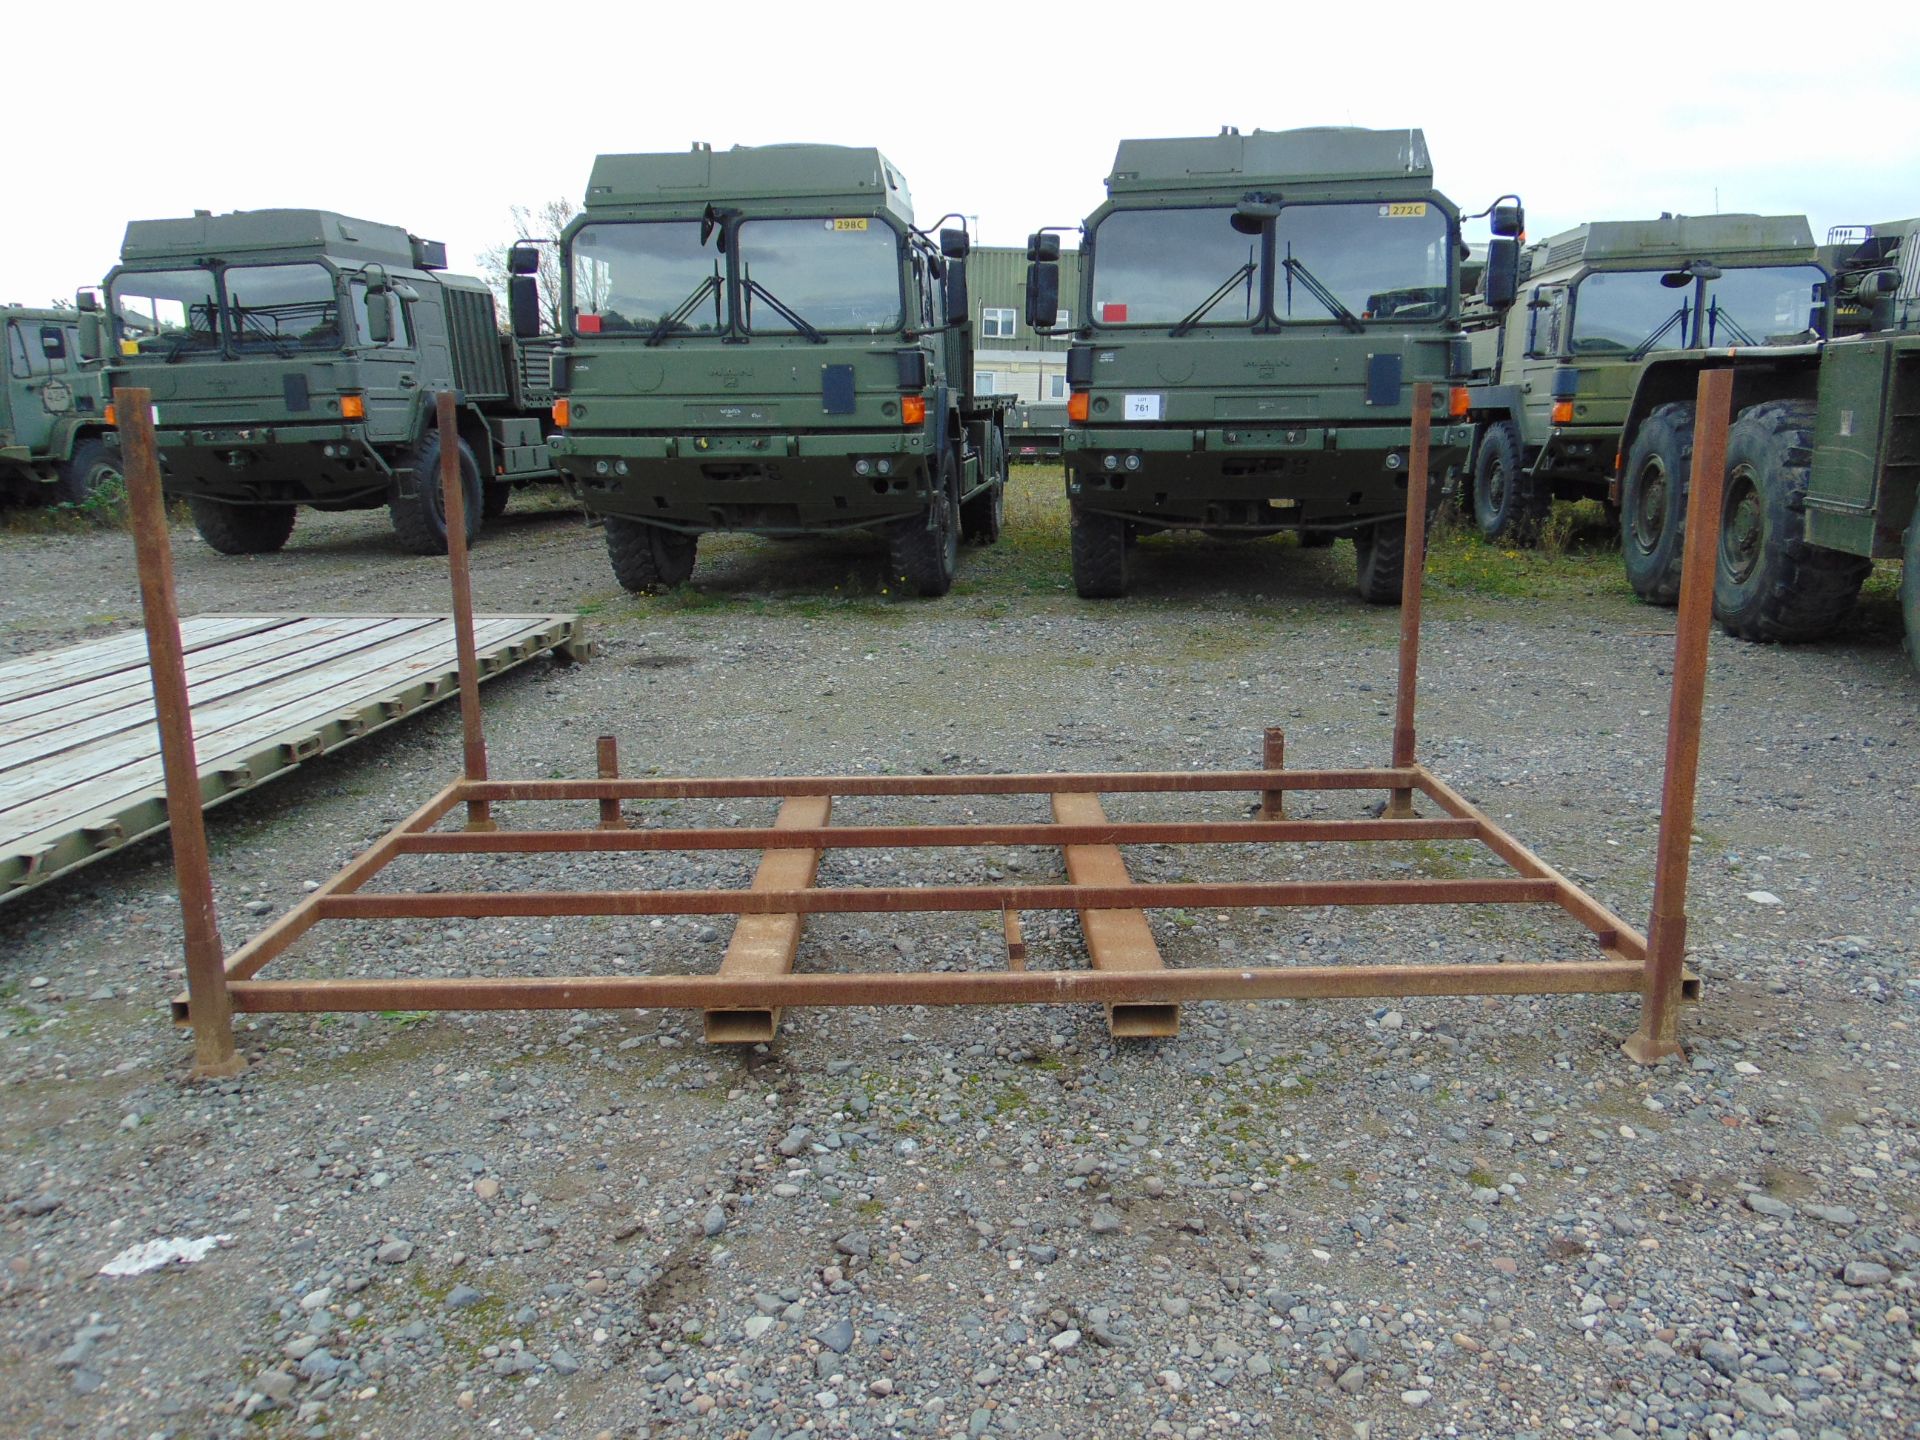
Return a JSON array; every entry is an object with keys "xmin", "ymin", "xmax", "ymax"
[{"xmin": 1378, "ymin": 203, "xmax": 1429, "ymax": 219}]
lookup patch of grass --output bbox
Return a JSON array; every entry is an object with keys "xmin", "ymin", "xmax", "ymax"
[
  {"xmin": 855, "ymin": 1198, "xmax": 885, "ymax": 1220},
  {"xmin": 1467, "ymin": 1167, "xmax": 1499, "ymax": 1189},
  {"xmin": 1424, "ymin": 500, "xmax": 1631, "ymax": 602},
  {"xmin": 992, "ymin": 1084, "xmax": 1032, "ymax": 1118},
  {"xmin": 379, "ymin": 1011, "xmax": 433, "ymax": 1030}
]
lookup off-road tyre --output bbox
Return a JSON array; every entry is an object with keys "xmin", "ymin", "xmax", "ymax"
[
  {"xmin": 1069, "ymin": 503, "xmax": 1128, "ymax": 598},
  {"xmin": 189, "ymin": 496, "xmax": 297, "ymax": 555},
  {"xmin": 888, "ymin": 451, "xmax": 960, "ymax": 597},
  {"xmin": 54, "ymin": 438, "xmax": 124, "ymax": 510},
  {"xmin": 1354, "ymin": 518, "xmax": 1408, "ymax": 605},
  {"xmin": 1713, "ymin": 400, "xmax": 1871, "ymax": 643},
  {"xmin": 605, "ymin": 517, "xmax": 698, "ymax": 593},
  {"xmin": 961, "ymin": 425, "xmax": 1006, "ymax": 544},
  {"xmin": 1470, "ymin": 421, "xmax": 1547, "ymax": 543},
  {"xmin": 483, "ymin": 481, "xmax": 513, "ymax": 521},
  {"xmin": 389, "ymin": 431, "xmax": 482, "ymax": 556},
  {"xmin": 1620, "ymin": 402, "xmax": 1694, "ymax": 606}
]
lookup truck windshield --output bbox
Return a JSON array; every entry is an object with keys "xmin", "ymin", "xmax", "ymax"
[
  {"xmin": 1573, "ymin": 264, "xmax": 1827, "ymax": 353},
  {"xmin": 570, "ymin": 222, "xmax": 724, "ymax": 337},
  {"xmin": 736, "ymin": 218, "xmax": 904, "ymax": 335},
  {"xmin": 1090, "ymin": 202, "xmax": 1452, "ymax": 326},
  {"xmin": 1272, "ymin": 204, "xmax": 1451, "ymax": 322},
  {"xmin": 1091, "ymin": 208, "xmax": 1258, "ymax": 326},
  {"xmin": 223, "ymin": 264, "xmax": 341, "ymax": 352},
  {"xmin": 110, "ymin": 269, "xmax": 221, "ymax": 357},
  {"xmin": 1699, "ymin": 265, "xmax": 1826, "ymax": 346}
]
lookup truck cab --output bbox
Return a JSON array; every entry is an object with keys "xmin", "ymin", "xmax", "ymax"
[
  {"xmin": 95, "ymin": 209, "xmax": 554, "ymax": 555},
  {"xmin": 1, "ymin": 305, "xmax": 120, "ymax": 507},
  {"xmin": 542, "ymin": 143, "xmax": 1009, "ymax": 597},
  {"xmin": 1462, "ymin": 213, "xmax": 1828, "ymax": 541},
  {"xmin": 1033, "ymin": 127, "xmax": 1508, "ymax": 601}
]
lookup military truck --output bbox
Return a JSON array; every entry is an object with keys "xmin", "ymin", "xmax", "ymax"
[
  {"xmin": 85, "ymin": 209, "xmax": 556, "ymax": 555},
  {"xmin": 1025, "ymin": 127, "xmax": 1519, "ymax": 600},
  {"xmin": 1008, "ymin": 400, "xmax": 1067, "ymax": 463},
  {"xmin": 533, "ymin": 143, "xmax": 1010, "ymax": 597},
  {"xmin": 1607, "ymin": 216, "xmax": 1919, "ymax": 667},
  {"xmin": 1, "ymin": 306, "xmax": 121, "ymax": 506},
  {"xmin": 1459, "ymin": 213, "xmax": 1829, "ymax": 541}
]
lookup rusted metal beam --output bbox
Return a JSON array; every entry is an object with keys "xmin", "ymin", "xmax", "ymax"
[
  {"xmin": 1002, "ymin": 911, "xmax": 1026, "ymax": 972},
  {"xmin": 437, "ymin": 392, "xmax": 494, "ymax": 833},
  {"xmin": 1624, "ymin": 369, "xmax": 1732, "ymax": 1065},
  {"xmin": 390, "ymin": 816, "xmax": 1480, "ymax": 856},
  {"xmin": 1412, "ymin": 766, "xmax": 1649, "ymax": 962},
  {"xmin": 320, "ymin": 876, "xmax": 1558, "ymax": 921},
  {"xmin": 704, "ymin": 796, "xmax": 831, "ymax": 1045},
  {"xmin": 1052, "ymin": 792, "xmax": 1179, "ymax": 1038},
  {"xmin": 119, "ymin": 386, "xmax": 244, "ymax": 1080},
  {"xmin": 214, "ymin": 959, "xmax": 1646, "ymax": 1016},
  {"xmin": 459, "ymin": 767, "xmax": 1419, "ymax": 803},
  {"xmin": 1387, "ymin": 384, "xmax": 1433, "ymax": 819},
  {"xmin": 595, "ymin": 736, "xmax": 626, "ymax": 830},
  {"xmin": 170, "ymin": 779, "xmax": 463, "ymax": 1020},
  {"xmin": 1259, "ymin": 728, "xmax": 1286, "ymax": 821}
]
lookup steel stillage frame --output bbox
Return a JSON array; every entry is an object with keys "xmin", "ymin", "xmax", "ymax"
[{"xmin": 126, "ymin": 379, "xmax": 1728, "ymax": 1070}]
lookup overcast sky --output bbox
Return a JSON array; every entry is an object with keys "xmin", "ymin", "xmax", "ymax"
[{"xmin": 10, "ymin": 2, "xmax": 1920, "ymax": 307}]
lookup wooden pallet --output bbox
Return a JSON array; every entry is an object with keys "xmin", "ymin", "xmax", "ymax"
[{"xmin": 0, "ymin": 613, "xmax": 585, "ymax": 902}]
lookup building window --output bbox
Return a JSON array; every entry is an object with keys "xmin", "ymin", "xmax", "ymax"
[
  {"xmin": 975, "ymin": 371, "xmax": 996, "ymax": 394},
  {"xmin": 1049, "ymin": 373, "xmax": 1066, "ymax": 400},
  {"xmin": 1054, "ymin": 310, "xmax": 1071, "ymax": 331},
  {"xmin": 981, "ymin": 307, "xmax": 1015, "ymax": 339}
]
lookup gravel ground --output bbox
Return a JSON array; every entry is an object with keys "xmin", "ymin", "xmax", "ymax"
[{"xmin": 1, "ymin": 477, "xmax": 1916, "ymax": 1440}]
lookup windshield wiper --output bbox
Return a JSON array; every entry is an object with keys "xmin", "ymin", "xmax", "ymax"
[
  {"xmin": 1169, "ymin": 261, "xmax": 1256, "ymax": 337},
  {"xmin": 233, "ymin": 311, "xmax": 295, "ymax": 358},
  {"xmin": 645, "ymin": 272, "xmax": 722, "ymax": 347},
  {"xmin": 1629, "ymin": 304, "xmax": 1691, "ymax": 360},
  {"xmin": 162, "ymin": 331, "xmax": 216, "ymax": 364},
  {"xmin": 743, "ymin": 278, "xmax": 825, "ymax": 344},
  {"xmin": 1703, "ymin": 299, "xmax": 1760, "ymax": 348},
  {"xmin": 1279, "ymin": 256, "xmax": 1364, "ymax": 333}
]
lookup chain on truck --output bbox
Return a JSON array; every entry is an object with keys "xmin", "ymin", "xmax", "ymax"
[
  {"xmin": 83, "ymin": 209, "xmax": 556, "ymax": 556},
  {"xmin": 1022, "ymin": 126, "xmax": 1522, "ymax": 601},
  {"xmin": 1, "ymin": 305, "xmax": 121, "ymax": 507},
  {"xmin": 531, "ymin": 143, "xmax": 1012, "ymax": 598}
]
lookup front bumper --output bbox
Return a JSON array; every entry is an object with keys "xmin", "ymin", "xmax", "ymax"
[
  {"xmin": 152, "ymin": 423, "xmax": 391, "ymax": 504},
  {"xmin": 1063, "ymin": 421, "xmax": 1470, "ymax": 530},
  {"xmin": 551, "ymin": 429, "xmax": 938, "ymax": 532}
]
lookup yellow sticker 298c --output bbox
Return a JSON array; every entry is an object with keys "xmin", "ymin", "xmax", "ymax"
[
  {"xmin": 1378, "ymin": 202, "xmax": 1429, "ymax": 219},
  {"xmin": 830, "ymin": 218, "xmax": 870, "ymax": 232}
]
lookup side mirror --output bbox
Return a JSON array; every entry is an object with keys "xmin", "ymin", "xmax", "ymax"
[
  {"xmin": 1026, "ymin": 232, "xmax": 1061, "ymax": 263},
  {"xmin": 509, "ymin": 275, "xmax": 541, "ymax": 338},
  {"xmin": 1025, "ymin": 261, "xmax": 1060, "ymax": 331},
  {"xmin": 1491, "ymin": 203, "xmax": 1525, "ymax": 239},
  {"xmin": 939, "ymin": 228, "xmax": 970, "ymax": 259},
  {"xmin": 508, "ymin": 244, "xmax": 540, "ymax": 276},
  {"xmin": 75, "ymin": 289, "xmax": 100, "ymax": 313},
  {"xmin": 76, "ymin": 314, "xmax": 103, "ymax": 362},
  {"xmin": 1484, "ymin": 237, "xmax": 1519, "ymax": 309},
  {"xmin": 945, "ymin": 255, "xmax": 970, "ymax": 327}
]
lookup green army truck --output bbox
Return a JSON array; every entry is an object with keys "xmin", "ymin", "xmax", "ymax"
[
  {"xmin": 1459, "ymin": 213, "xmax": 1829, "ymax": 541},
  {"xmin": 1008, "ymin": 401, "xmax": 1068, "ymax": 463},
  {"xmin": 534, "ymin": 143, "xmax": 1010, "ymax": 597},
  {"xmin": 1026, "ymin": 127, "xmax": 1520, "ymax": 600},
  {"xmin": 87, "ymin": 209, "xmax": 555, "ymax": 556},
  {"xmin": 1608, "ymin": 216, "xmax": 1920, "ymax": 667},
  {"xmin": 1, "ymin": 306, "xmax": 121, "ymax": 506}
]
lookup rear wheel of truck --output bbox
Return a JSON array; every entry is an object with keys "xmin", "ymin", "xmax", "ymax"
[
  {"xmin": 605, "ymin": 517, "xmax": 697, "ymax": 593},
  {"xmin": 1713, "ymin": 400, "xmax": 1871, "ymax": 644},
  {"xmin": 1069, "ymin": 503, "xmax": 1128, "ymax": 598},
  {"xmin": 55, "ymin": 439, "xmax": 124, "ymax": 512},
  {"xmin": 1470, "ymin": 421, "xmax": 1545, "ymax": 543},
  {"xmin": 390, "ymin": 431, "xmax": 482, "ymax": 556},
  {"xmin": 483, "ymin": 481, "xmax": 513, "ymax": 521},
  {"xmin": 1354, "ymin": 519, "xmax": 1407, "ymax": 604},
  {"xmin": 1620, "ymin": 402, "xmax": 1693, "ymax": 606},
  {"xmin": 189, "ymin": 497, "xmax": 297, "ymax": 555},
  {"xmin": 961, "ymin": 426, "xmax": 1006, "ymax": 544},
  {"xmin": 888, "ymin": 452, "xmax": 960, "ymax": 597}
]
